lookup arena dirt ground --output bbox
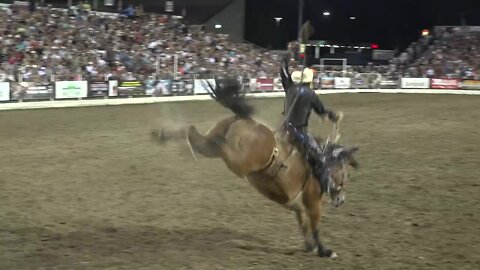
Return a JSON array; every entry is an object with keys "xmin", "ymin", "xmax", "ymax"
[{"xmin": 1, "ymin": 93, "xmax": 479, "ymax": 270}]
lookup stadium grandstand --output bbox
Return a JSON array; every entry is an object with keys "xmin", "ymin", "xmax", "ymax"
[
  {"xmin": 0, "ymin": 0, "xmax": 280, "ymax": 83},
  {"xmin": 0, "ymin": 0, "xmax": 479, "ymax": 88}
]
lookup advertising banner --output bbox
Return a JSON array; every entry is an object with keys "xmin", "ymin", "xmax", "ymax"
[
  {"xmin": 0, "ymin": 82, "xmax": 9, "ymax": 101},
  {"xmin": 249, "ymin": 79, "xmax": 257, "ymax": 92},
  {"xmin": 430, "ymin": 78, "xmax": 461, "ymax": 89},
  {"xmin": 144, "ymin": 79, "xmax": 172, "ymax": 96},
  {"xmin": 89, "ymin": 81, "xmax": 109, "ymax": 97},
  {"xmin": 379, "ymin": 80, "xmax": 399, "ymax": 89},
  {"xmin": 108, "ymin": 80, "xmax": 118, "ymax": 96},
  {"xmin": 320, "ymin": 77, "xmax": 334, "ymax": 89},
  {"xmin": 171, "ymin": 80, "xmax": 182, "ymax": 94},
  {"xmin": 117, "ymin": 81, "xmax": 144, "ymax": 97},
  {"xmin": 154, "ymin": 80, "xmax": 172, "ymax": 96},
  {"xmin": 55, "ymin": 81, "xmax": 88, "ymax": 99},
  {"xmin": 461, "ymin": 80, "xmax": 480, "ymax": 90},
  {"xmin": 256, "ymin": 78, "xmax": 274, "ymax": 92},
  {"xmin": 401, "ymin": 78, "xmax": 429, "ymax": 89},
  {"xmin": 10, "ymin": 82, "xmax": 54, "ymax": 100},
  {"xmin": 194, "ymin": 79, "xmax": 215, "ymax": 95},
  {"xmin": 273, "ymin": 78, "xmax": 284, "ymax": 91},
  {"xmin": 334, "ymin": 77, "xmax": 351, "ymax": 89},
  {"xmin": 171, "ymin": 80, "xmax": 188, "ymax": 95},
  {"xmin": 144, "ymin": 78, "xmax": 157, "ymax": 96},
  {"xmin": 184, "ymin": 79, "xmax": 194, "ymax": 95},
  {"xmin": 352, "ymin": 76, "xmax": 370, "ymax": 89},
  {"xmin": 241, "ymin": 78, "xmax": 251, "ymax": 93}
]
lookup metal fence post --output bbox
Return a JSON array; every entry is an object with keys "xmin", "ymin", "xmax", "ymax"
[{"xmin": 173, "ymin": 54, "xmax": 178, "ymax": 80}]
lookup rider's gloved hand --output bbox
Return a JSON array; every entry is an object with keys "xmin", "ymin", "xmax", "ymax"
[{"xmin": 329, "ymin": 111, "xmax": 343, "ymax": 124}]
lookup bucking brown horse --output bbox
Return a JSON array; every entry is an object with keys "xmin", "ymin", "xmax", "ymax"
[{"xmin": 152, "ymin": 78, "xmax": 359, "ymax": 258}]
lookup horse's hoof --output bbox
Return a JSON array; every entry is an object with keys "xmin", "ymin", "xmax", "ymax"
[
  {"xmin": 305, "ymin": 242, "xmax": 316, "ymax": 253},
  {"xmin": 159, "ymin": 129, "xmax": 167, "ymax": 143},
  {"xmin": 318, "ymin": 249, "xmax": 336, "ymax": 258},
  {"xmin": 188, "ymin": 125, "xmax": 197, "ymax": 134},
  {"xmin": 151, "ymin": 129, "xmax": 160, "ymax": 140},
  {"xmin": 151, "ymin": 128, "xmax": 167, "ymax": 144}
]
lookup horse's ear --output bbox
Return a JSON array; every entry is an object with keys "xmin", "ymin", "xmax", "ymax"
[
  {"xmin": 348, "ymin": 146, "xmax": 359, "ymax": 155},
  {"xmin": 339, "ymin": 146, "xmax": 358, "ymax": 157},
  {"xmin": 346, "ymin": 146, "xmax": 359, "ymax": 169},
  {"xmin": 337, "ymin": 146, "xmax": 359, "ymax": 169}
]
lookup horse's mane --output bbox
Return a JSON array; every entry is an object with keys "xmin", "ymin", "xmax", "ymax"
[
  {"xmin": 206, "ymin": 78, "xmax": 254, "ymax": 119},
  {"xmin": 319, "ymin": 142, "xmax": 359, "ymax": 169}
]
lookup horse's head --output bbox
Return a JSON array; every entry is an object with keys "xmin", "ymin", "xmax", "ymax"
[{"xmin": 318, "ymin": 144, "xmax": 359, "ymax": 207}]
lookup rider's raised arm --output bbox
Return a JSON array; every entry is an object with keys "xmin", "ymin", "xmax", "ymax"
[
  {"xmin": 311, "ymin": 93, "xmax": 329, "ymax": 117},
  {"xmin": 280, "ymin": 57, "xmax": 293, "ymax": 93}
]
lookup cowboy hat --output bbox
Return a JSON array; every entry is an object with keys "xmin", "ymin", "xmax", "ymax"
[{"xmin": 291, "ymin": 68, "xmax": 314, "ymax": 84}]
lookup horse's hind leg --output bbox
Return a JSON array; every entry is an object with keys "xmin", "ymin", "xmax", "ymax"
[
  {"xmin": 151, "ymin": 125, "xmax": 187, "ymax": 143},
  {"xmin": 205, "ymin": 116, "xmax": 237, "ymax": 138},
  {"xmin": 187, "ymin": 125, "xmax": 222, "ymax": 158},
  {"xmin": 151, "ymin": 124, "xmax": 219, "ymax": 158},
  {"xmin": 294, "ymin": 209, "xmax": 315, "ymax": 252},
  {"xmin": 186, "ymin": 116, "xmax": 238, "ymax": 159}
]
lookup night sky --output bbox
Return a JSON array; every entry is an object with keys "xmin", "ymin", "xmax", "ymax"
[{"xmin": 245, "ymin": 0, "xmax": 480, "ymax": 51}]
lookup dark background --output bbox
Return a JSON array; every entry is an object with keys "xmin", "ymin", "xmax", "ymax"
[{"xmin": 245, "ymin": 0, "xmax": 480, "ymax": 50}]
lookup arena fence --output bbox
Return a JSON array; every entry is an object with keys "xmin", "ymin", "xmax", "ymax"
[{"xmin": 0, "ymin": 77, "xmax": 479, "ymax": 110}]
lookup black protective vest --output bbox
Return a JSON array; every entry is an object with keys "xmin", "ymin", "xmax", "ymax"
[{"xmin": 283, "ymin": 84, "xmax": 328, "ymax": 128}]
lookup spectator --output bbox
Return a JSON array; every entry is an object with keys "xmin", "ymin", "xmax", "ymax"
[{"xmin": 0, "ymin": 4, "xmax": 282, "ymax": 82}]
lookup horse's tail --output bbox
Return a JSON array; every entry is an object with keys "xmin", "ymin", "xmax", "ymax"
[{"xmin": 205, "ymin": 78, "xmax": 254, "ymax": 119}]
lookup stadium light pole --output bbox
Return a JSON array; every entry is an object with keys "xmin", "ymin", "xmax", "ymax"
[
  {"xmin": 274, "ymin": 17, "xmax": 283, "ymax": 49},
  {"xmin": 297, "ymin": 0, "xmax": 304, "ymax": 43},
  {"xmin": 118, "ymin": 0, "xmax": 123, "ymax": 12}
]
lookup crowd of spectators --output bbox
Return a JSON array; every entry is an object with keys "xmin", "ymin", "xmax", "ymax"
[
  {"xmin": 0, "ymin": 2, "xmax": 280, "ymax": 83},
  {"xmin": 1, "ymin": 2, "xmax": 479, "ymax": 84},
  {"xmin": 390, "ymin": 27, "xmax": 480, "ymax": 79}
]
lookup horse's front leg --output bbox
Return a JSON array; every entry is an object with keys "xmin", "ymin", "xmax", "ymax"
[
  {"xmin": 294, "ymin": 209, "xmax": 315, "ymax": 252},
  {"xmin": 303, "ymin": 180, "xmax": 337, "ymax": 258},
  {"xmin": 308, "ymin": 203, "xmax": 337, "ymax": 258}
]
